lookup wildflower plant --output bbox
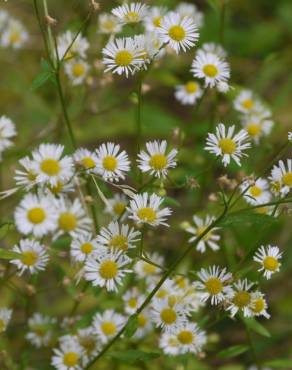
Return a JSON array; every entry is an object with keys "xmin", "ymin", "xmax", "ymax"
[{"xmin": 0, "ymin": 1, "xmax": 292, "ymax": 370}]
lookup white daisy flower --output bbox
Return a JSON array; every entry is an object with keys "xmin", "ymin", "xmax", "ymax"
[
  {"xmin": 64, "ymin": 59, "xmax": 89, "ymax": 86},
  {"xmin": 127, "ymin": 192, "xmax": 172, "ymax": 227},
  {"xmin": 227, "ymin": 279, "xmax": 254, "ymax": 317},
  {"xmin": 159, "ymin": 331, "xmax": 180, "ymax": 355},
  {"xmin": 241, "ymin": 115, "xmax": 273, "ymax": 144},
  {"xmin": 98, "ymin": 13, "xmax": 122, "ymax": 34},
  {"xmin": 191, "ymin": 51, "xmax": 230, "ymax": 88},
  {"xmin": 97, "ymin": 221, "xmax": 140, "ymax": 252},
  {"xmin": 152, "ymin": 279, "xmax": 177, "ymax": 301},
  {"xmin": 52, "ymin": 336, "xmax": 84, "ymax": 370},
  {"xmin": 0, "ymin": 115, "xmax": 16, "ymax": 158},
  {"xmin": 186, "ymin": 215, "xmax": 221, "ymax": 253},
  {"xmin": 0, "ymin": 308, "xmax": 12, "ymax": 334},
  {"xmin": 95, "ymin": 142, "xmax": 130, "ymax": 182},
  {"xmin": 174, "ymin": 80, "xmax": 203, "ymax": 105},
  {"xmin": 205, "ymin": 123, "xmax": 251, "ymax": 167},
  {"xmin": 123, "ymin": 288, "xmax": 145, "ymax": 314},
  {"xmin": 93, "ymin": 309, "xmax": 125, "ymax": 343},
  {"xmin": 216, "ymin": 80, "xmax": 230, "ymax": 94},
  {"xmin": 240, "ymin": 177, "xmax": 271, "ymax": 206},
  {"xmin": 133, "ymin": 33, "xmax": 163, "ymax": 67},
  {"xmin": 73, "ymin": 148, "xmax": 98, "ymax": 173},
  {"xmin": 159, "ymin": 12, "xmax": 199, "ymax": 54},
  {"xmin": 200, "ymin": 42, "xmax": 227, "ymax": 58},
  {"xmin": 31, "ymin": 143, "xmax": 74, "ymax": 187},
  {"xmin": 104, "ymin": 193, "xmax": 128, "ymax": 220},
  {"xmin": 144, "ymin": 6, "xmax": 168, "ymax": 31},
  {"xmin": 269, "ymin": 159, "xmax": 292, "ymax": 196},
  {"xmin": 288, "ymin": 132, "xmax": 292, "ymax": 142},
  {"xmin": 248, "ymin": 291, "xmax": 270, "ymax": 319},
  {"xmin": 45, "ymin": 179, "xmax": 75, "ymax": 196},
  {"xmin": 137, "ymin": 140, "xmax": 178, "ymax": 178},
  {"xmin": 10, "ymin": 239, "xmax": 49, "ymax": 275},
  {"xmin": 71, "ymin": 232, "xmax": 100, "ymax": 263},
  {"xmin": 166, "ymin": 323, "xmax": 207, "ymax": 355},
  {"xmin": 14, "ymin": 193, "xmax": 57, "ymax": 237},
  {"xmin": 26, "ymin": 313, "xmax": 56, "ymax": 348},
  {"xmin": 14, "ymin": 156, "xmax": 38, "ymax": 189},
  {"xmin": 134, "ymin": 252, "xmax": 164, "ymax": 280},
  {"xmin": 0, "ymin": 11, "xmax": 10, "ymax": 32},
  {"xmin": 196, "ymin": 265, "xmax": 233, "ymax": 305},
  {"xmin": 253, "ymin": 245, "xmax": 282, "ymax": 280},
  {"xmin": 84, "ymin": 249, "xmax": 132, "ymax": 292},
  {"xmin": 0, "ymin": 19, "xmax": 28, "ymax": 49},
  {"xmin": 102, "ymin": 37, "xmax": 145, "ymax": 77},
  {"xmin": 175, "ymin": 2, "xmax": 204, "ymax": 28},
  {"xmin": 57, "ymin": 31, "xmax": 89, "ymax": 60},
  {"xmin": 112, "ymin": 2, "xmax": 148, "ymax": 24},
  {"xmin": 151, "ymin": 297, "xmax": 187, "ymax": 332},
  {"xmin": 55, "ymin": 197, "xmax": 92, "ymax": 238},
  {"xmin": 233, "ymin": 89, "xmax": 262, "ymax": 114},
  {"xmin": 77, "ymin": 327, "xmax": 100, "ymax": 367},
  {"xmin": 134, "ymin": 309, "xmax": 153, "ymax": 339}
]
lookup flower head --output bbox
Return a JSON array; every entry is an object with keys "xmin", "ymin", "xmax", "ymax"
[
  {"xmin": 26, "ymin": 313, "xmax": 56, "ymax": 348},
  {"xmin": 240, "ymin": 177, "xmax": 271, "ymax": 206},
  {"xmin": 175, "ymin": 80, "xmax": 203, "ymax": 105},
  {"xmin": 227, "ymin": 279, "xmax": 254, "ymax": 317},
  {"xmin": 0, "ymin": 308, "xmax": 12, "ymax": 334},
  {"xmin": 52, "ymin": 336, "xmax": 84, "ymax": 370},
  {"xmin": 112, "ymin": 2, "xmax": 148, "ymax": 24},
  {"xmin": 98, "ymin": 13, "xmax": 122, "ymax": 34},
  {"xmin": 254, "ymin": 245, "xmax": 282, "ymax": 279},
  {"xmin": 269, "ymin": 159, "xmax": 292, "ymax": 197},
  {"xmin": 93, "ymin": 309, "xmax": 125, "ymax": 343},
  {"xmin": 64, "ymin": 59, "xmax": 89, "ymax": 86},
  {"xmin": 0, "ymin": 115, "xmax": 17, "ymax": 158},
  {"xmin": 71, "ymin": 232, "xmax": 100, "ymax": 262}
]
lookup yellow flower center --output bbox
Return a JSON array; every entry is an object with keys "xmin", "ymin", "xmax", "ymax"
[
  {"xmin": 255, "ymin": 206, "xmax": 268, "ymax": 215},
  {"xmin": 203, "ymin": 64, "xmax": 218, "ymax": 78},
  {"xmin": 177, "ymin": 330, "xmax": 193, "ymax": 345},
  {"xmin": 137, "ymin": 313, "xmax": 147, "ymax": 327},
  {"xmin": 249, "ymin": 185, "xmax": 262, "ymax": 198},
  {"xmin": 40, "ymin": 158, "xmax": 60, "ymax": 176},
  {"xmin": 102, "ymin": 20, "xmax": 115, "ymax": 32},
  {"xmin": 113, "ymin": 202, "xmax": 126, "ymax": 216},
  {"xmin": 115, "ymin": 50, "xmax": 133, "ymax": 66},
  {"xmin": 168, "ymin": 295, "xmax": 177, "ymax": 307},
  {"xmin": 242, "ymin": 99, "xmax": 254, "ymax": 110},
  {"xmin": 219, "ymin": 138, "xmax": 236, "ymax": 154},
  {"xmin": 109, "ymin": 235, "xmax": 128, "ymax": 251},
  {"xmin": 80, "ymin": 242, "xmax": 93, "ymax": 255},
  {"xmin": 27, "ymin": 207, "xmax": 46, "ymax": 224},
  {"xmin": 160, "ymin": 308, "xmax": 177, "ymax": 324},
  {"xmin": 205, "ymin": 277, "xmax": 223, "ymax": 295},
  {"xmin": 58, "ymin": 212, "xmax": 77, "ymax": 232},
  {"xmin": 72, "ymin": 62, "xmax": 86, "ymax": 77},
  {"xmin": 48, "ymin": 181, "xmax": 63, "ymax": 194},
  {"xmin": 175, "ymin": 277, "xmax": 187, "ymax": 289},
  {"xmin": 101, "ymin": 321, "xmax": 116, "ymax": 336},
  {"xmin": 102, "ymin": 155, "xmax": 117, "ymax": 171},
  {"xmin": 99, "ymin": 260, "xmax": 118, "ymax": 279},
  {"xmin": 28, "ymin": 171, "xmax": 37, "ymax": 181},
  {"xmin": 31, "ymin": 324, "xmax": 47, "ymax": 337},
  {"xmin": 247, "ymin": 123, "xmax": 261, "ymax": 137},
  {"xmin": 232, "ymin": 291, "xmax": 251, "ymax": 308},
  {"xmin": 263, "ymin": 256, "xmax": 279, "ymax": 271},
  {"xmin": 81, "ymin": 157, "xmax": 96, "ymax": 169},
  {"xmin": 271, "ymin": 181, "xmax": 281, "ymax": 194},
  {"xmin": 149, "ymin": 154, "xmax": 168, "ymax": 170},
  {"xmin": 168, "ymin": 25, "xmax": 186, "ymax": 41},
  {"xmin": 21, "ymin": 251, "xmax": 38, "ymax": 266},
  {"xmin": 252, "ymin": 298, "xmax": 265, "ymax": 313},
  {"xmin": 185, "ymin": 81, "xmax": 198, "ymax": 94},
  {"xmin": 153, "ymin": 16, "xmax": 162, "ymax": 27},
  {"xmin": 128, "ymin": 298, "xmax": 137, "ymax": 308},
  {"xmin": 10, "ymin": 31, "xmax": 21, "ymax": 44},
  {"xmin": 282, "ymin": 172, "xmax": 292, "ymax": 187},
  {"xmin": 142, "ymin": 262, "xmax": 156, "ymax": 275},
  {"xmin": 137, "ymin": 207, "xmax": 157, "ymax": 222},
  {"xmin": 196, "ymin": 226, "xmax": 212, "ymax": 241},
  {"xmin": 63, "ymin": 352, "xmax": 79, "ymax": 367},
  {"xmin": 125, "ymin": 11, "xmax": 139, "ymax": 23},
  {"xmin": 0, "ymin": 320, "xmax": 5, "ymax": 333}
]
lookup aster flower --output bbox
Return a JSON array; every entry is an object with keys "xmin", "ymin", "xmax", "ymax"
[
  {"xmin": 52, "ymin": 336, "xmax": 83, "ymax": 370},
  {"xmin": 174, "ymin": 80, "xmax": 203, "ymax": 105},
  {"xmin": 227, "ymin": 279, "xmax": 254, "ymax": 317},
  {"xmin": 137, "ymin": 140, "xmax": 178, "ymax": 178},
  {"xmin": 77, "ymin": 327, "xmax": 100, "ymax": 367},
  {"xmin": 200, "ymin": 42, "xmax": 227, "ymax": 58},
  {"xmin": 196, "ymin": 265, "xmax": 233, "ymax": 305},
  {"xmin": 95, "ymin": 142, "xmax": 130, "ymax": 182},
  {"xmin": 98, "ymin": 13, "xmax": 122, "ymax": 34},
  {"xmin": 151, "ymin": 297, "xmax": 187, "ymax": 332},
  {"xmin": 71, "ymin": 232, "xmax": 100, "ymax": 263},
  {"xmin": 269, "ymin": 159, "xmax": 292, "ymax": 196},
  {"xmin": 175, "ymin": 2, "xmax": 204, "ymax": 28},
  {"xmin": 134, "ymin": 309, "xmax": 153, "ymax": 339},
  {"xmin": 158, "ymin": 12, "xmax": 199, "ymax": 54},
  {"xmin": 57, "ymin": 31, "xmax": 89, "ymax": 60},
  {"xmin": 248, "ymin": 291, "xmax": 270, "ymax": 319},
  {"xmin": 73, "ymin": 148, "xmax": 98, "ymax": 173},
  {"xmin": 84, "ymin": 249, "xmax": 132, "ymax": 292},
  {"xmin": 96, "ymin": 221, "xmax": 140, "ymax": 252},
  {"xmin": 10, "ymin": 239, "xmax": 49, "ymax": 275},
  {"xmin": 186, "ymin": 215, "xmax": 221, "ymax": 253},
  {"xmin": 0, "ymin": 308, "xmax": 12, "ymax": 334},
  {"xmin": 253, "ymin": 245, "xmax": 282, "ymax": 279},
  {"xmin": 191, "ymin": 51, "xmax": 230, "ymax": 88},
  {"xmin": 127, "ymin": 192, "xmax": 172, "ymax": 227},
  {"xmin": 240, "ymin": 177, "xmax": 271, "ymax": 206},
  {"xmin": 233, "ymin": 89, "xmax": 263, "ymax": 114},
  {"xmin": 0, "ymin": 115, "xmax": 17, "ymax": 158},
  {"xmin": 144, "ymin": 6, "xmax": 168, "ymax": 32},
  {"xmin": 64, "ymin": 59, "xmax": 89, "ymax": 86},
  {"xmin": 241, "ymin": 115, "xmax": 273, "ymax": 144},
  {"xmin": 26, "ymin": 313, "xmax": 56, "ymax": 348},
  {"xmin": 0, "ymin": 19, "xmax": 28, "ymax": 49},
  {"xmin": 205, "ymin": 123, "xmax": 251, "ymax": 167},
  {"xmin": 134, "ymin": 252, "xmax": 164, "ymax": 280},
  {"xmin": 112, "ymin": 2, "xmax": 148, "ymax": 24},
  {"xmin": 123, "ymin": 288, "xmax": 145, "ymax": 314},
  {"xmin": 104, "ymin": 193, "xmax": 128, "ymax": 220},
  {"xmin": 93, "ymin": 309, "xmax": 125, "ymax": 343},
  {"xmin": 14, "ymin": 156, "xmax": 38, "ymax": 189}
]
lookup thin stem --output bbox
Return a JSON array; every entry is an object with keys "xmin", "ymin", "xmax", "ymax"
[
  {"xmin": 42, "ymin": 0, "xmax": 56, "ymax": 66},
  {"xmin": 219, "ymin": 1, "xmax": 226, "ymax": 45},
  {"xmin": 244, "ymin": 320, "xmax": 262, "ymax": 369},
  {"xmin": 136, "ymin": 75, "xmax": 143, "ymax": 153},
  {"xmin": 86, "ymin": 178, "xmax": 99, "ymax": 232},
  {"xmin": 33, "ymin": 0, "xmax": 52, "ymax": 66},
  {"xmin": 69, "ymin": 281, "xmax": 90, "ymax": 317}
]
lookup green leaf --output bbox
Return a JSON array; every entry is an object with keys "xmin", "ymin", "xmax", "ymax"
[
  {"xmin": 31, "ymin": 59, "xmax": 55, "ymax": 91},
  {"xmin": 108, "ymin": 350, "xmax": 160, "ymax": 364},
  {"xmin": 163, "ymin": 196, "xmax": 181, "ymax": 207},
  {"xmin": 0, "ymin": 222, "xmax": 14, "ymax": 239},
  {"xmin": 264, "ymin": 359, "xmax": 292, "ymax": 368},
  {"xmin": 219, "ymin": 212, "xmax": 276, "ymax": 227},
  {"xmin": 218, "ymin": 345, "xmax": 249, "ymax": 358},
  {"xmin": 0, "ymin": 248, "xmax": 22, "ymax": 260},
  {"xmin": 243, "ymin": 317, "xmax": 271, "ymax": 338},
  {"xmin": 124, "ymin": 314, "xmax": 138, "ymax": 338}
]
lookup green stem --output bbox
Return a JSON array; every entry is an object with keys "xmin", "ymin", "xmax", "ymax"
[
  {"xmin": 136, "ymin": 75, "xmax": 143, "ymax": 153},
  {"xmin": 244, "ymin": 320, "xmax": 262, "ymax": 369},
  {"xmin": 69, "ymin": 281, "xmax": 90, "ymax": 317},
  {"xmin": 219, "ymin": 1, "xmax": 226, "ymax": 45},
  {"xmin": 42, "ymin": 0, "xmax": 56, "ymax": 66}
]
